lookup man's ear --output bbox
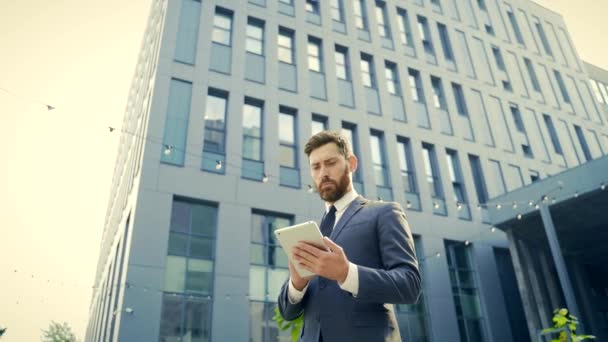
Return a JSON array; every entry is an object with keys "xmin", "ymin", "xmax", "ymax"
[{"xmin": 348, "ymin": 155, "xmax": 358, "ymax": 173}]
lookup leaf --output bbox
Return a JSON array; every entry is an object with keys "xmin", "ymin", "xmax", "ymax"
[
  {"xmin": 558, "ymin": 308, "xmax": 569, "ymax": 316},
  {"xmin": 554, "ymin": 316, "xmax": 568, "ymax": 327}
]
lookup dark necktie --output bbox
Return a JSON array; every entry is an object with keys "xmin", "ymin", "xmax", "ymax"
[{"xmin": 320, "ymin": 205, "xmax": 337, "ymax": 237}]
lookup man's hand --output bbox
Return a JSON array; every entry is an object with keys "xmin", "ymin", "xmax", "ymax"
[
  {"xmin": 293, "ymin": 237, "xmax": 349, "ymax": 283},
  {"xmin": 288, "ymin": 260, "xmax": 313, "ymax": 291}
]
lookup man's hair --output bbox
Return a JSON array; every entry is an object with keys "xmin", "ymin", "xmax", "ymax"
[{"xmin": 304, "ymin": 130, "xmax": 353, "ymax": 158}]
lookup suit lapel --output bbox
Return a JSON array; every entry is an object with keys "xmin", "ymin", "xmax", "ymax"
[{"xmin": 331, "ymin": 196, "xmax": 367, "ymax": 241}]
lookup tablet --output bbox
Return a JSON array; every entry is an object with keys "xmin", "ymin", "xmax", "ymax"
[{"xmin": 274, "ymin": 221, "xmax": 328, "ymax": 278}]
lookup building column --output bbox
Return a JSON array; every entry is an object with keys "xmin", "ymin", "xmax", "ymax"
[
  {"xmin": 506, "ymin": 229, "xmax": 540, "ymax": 340},
  {"xmin": 517, "ymin": 239, "xmax": 552, "ymax": 328},
  {"xmin": 539, "ymin": 204, "xmax": 582, "ymax": 319},
  {"xmin": 538, "ymin": 250, "xmax": 564, "ymax": 310}
]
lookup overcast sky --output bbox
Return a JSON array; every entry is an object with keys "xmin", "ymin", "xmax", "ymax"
[{"xmin": 0, "ymin": 1, "xmax": 606, "ymax": 341}]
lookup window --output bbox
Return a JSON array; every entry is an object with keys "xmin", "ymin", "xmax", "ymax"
[
  {"xmin": 203, "ymin": 89, "xmax": 228, "ymax": 173},
  {"xmin": 529, "ymin": 170, "xmax": 540, "ymax": 183},
  {"xmin": 408, "ymin": 68, "xmax": 424, "ymax": 102},
  {"xmin": 341, "ymin": 123, "xmax": 363, "ymax": 184},
  {"xmin": 330, "ymin": 0, "xmax": 344, "ymax": 22},
  {"xmin": 524, "ymin": 58, "xmax": 541, "ymax": 92},
  {"xmin": 446, "ymin": 150, "xmax": 467, "ymax": 204},
  {"xmin": 542, "ymin": 114, "xmax": 563, "ymax": 155},
  {"xmin": 279, "ymin": 108, "xmax": 297, "ymax": 168},
  {"xmin": 431, "ymin": 76, "xmax": 447, "ymax": 109},
  {"xmin": 510, "ymin": 105, "xmax": 525, "ymax": 133},
  {"xmin": 278, "ymin": 28, "xmax": 294, "ymax": 64},
  {"xmin": 506, "ymin": 9, "xmax": 524, "ymax": 45},
  {"xmin": 417, "ymin": 16, "xmax": 435, "ymax": 55},
  {"xmin": 212, "ymin": 8, "xmax": 233, "ymax": 46},
  {"xmin": 161, "ymin": 79, "xmax": 192, "ymax": 166},
  {"xmin": 249, "ymin": 211, "xmax": 292, "ymax": 341},
  {"xmin": 246, "ymin": 18, "xmax": 264, "ymax": 55},
  {"xmin": 305, "ymin": 0, "xmax": 320, "ymax": 14},
  {"xmin": 385, "ymin": 62, "xmax": 400, "ymax": 95},
  {"xmin": 452, "ymin": 83, "xmax": 468, "ymax": 116},
  {"xmin": 174, "ymin": 0, "xmax": 202, "ymax": 64},
  {"xmin": 589, "ymin": 79, "xmax": 605, "ymax": 104},
  {"xmin": 445, "ymin": 240, "xmax": 486, "ymax": 342},
  {"xmin": 354, "ymin": 0, "xmax": 368, "ymax": 30},
  {"xmin": 574, "ymin": 125, "xmax": 593, "ymax": 162},
  {"xmin": 397, "ymin": 8, "xmax": 414, "ymax": 47},
  {"xmin": 203, "ymin": 90, "xmax": 228, "ymax": 155},
  {"xmin": 492, "ymin": 46, "xmax": 505, "ymax": 71},
  {"xmin": 370, "ymin": 131, "xmax": 390, "ymax": 188},
  {"xmin": 375, "ymin": 1, "xmax": 391, "ymax": 38},
  {"xmin": 159, "ymin": 199, "xmax": 217, "ymax": 342},
  {"xmin": 335, "ymin": 45, "xmax": 350, "ymax": 80},
  {"xmin": 311, "ymin": 114, "xmax": 328, "ymax": 135},
  {"xmin": 553, "ymin": 70, "xmax": 571, "ymax": 103},
  {"xmin": 488, "ymin": 160, "xmax": 506, "ymax": 196},
  {"xmin": 242, "ymin": 99, "xmax": 263, "ymax": 161},
  {"xmin": 397, "ymin": 138, "xmax": 417, "ymax": 194},
  {"xmin": 422, "ymin": 143, "xmax": 443, "ymax": 199},
  {"xmin": 307, "ymin": 37, "xmax": 323, "ymax": 72},
  {"xmin": 468, "ymin": 154, "xmax": 488, "ymax": 204},
  {"xmin": 360, "ymin": 54, "xmax": 376, "ymax": 88},
  {"xmin": 437, "ymin": 23, "xmax": 454, "ymax": 61},
  {"xmin": 535, "ymin": 20, "xmax": 553, "ymax": 57}
]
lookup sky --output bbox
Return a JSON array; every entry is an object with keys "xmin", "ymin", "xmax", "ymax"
[{"xmin": 0, "ymin": 1, "xmax": 606, "ymax": 341}]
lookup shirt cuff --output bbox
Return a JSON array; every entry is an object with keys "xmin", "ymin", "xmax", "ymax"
[
  {"xmin": 338, "ymin": 262, "xmax": 359, "ymax": 297},
  {"xmin": 288, "ymin": 278, "xmax": 309, "ymax": 304}
]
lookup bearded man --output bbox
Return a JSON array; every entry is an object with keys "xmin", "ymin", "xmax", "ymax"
[{"xmin": 278, "ymin": 130, "xmax": 421, "ymax": 342}]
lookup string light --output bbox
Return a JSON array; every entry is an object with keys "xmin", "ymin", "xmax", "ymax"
[
  {"xmin": 456, "ymin": 203, "xmax": 462, "ymax": 210},
  {"xmin": 517, "ymin": 213, "xmax": 522, "ymax": 220},
  {"xmin": 535, "ymin": 204, "xmax": 540, "ymax": 209},
  {"xmin": 464, "ymin": 240, "xmax": 471, "ymax": 246},
  {"xmin": 491, "ymin": 227, "xmax": 496, "ymax": 232},
  {"xmin": 574, "ymin": 191, "xmax": 579, "ymax": 198},
  {"xmin": 406, "ymin": 201, "xmax": 412, "ymax": 209},
  {"xmin": 496, "ymin": 204, "xmax": 502, "ymax": 210},
  {"xmin": 512, "ymin": 202, "xmax": 517, "ymax": 209},
  {"xmin": 528, "ymin": 200, "xmax": 534, "ymax": 206},
  {"xmin": 601, "ymin": 183, "xmax": 606, "ymax": 191},
  {"xmin": 433, "ymin": 202, "xmax": 439, "ymax": 209},
  {"xmin": 307, "ymin": 184, "xmax": 314, "ymax": 193},
  {"xmin": 163, "ymin": 145, "xmax": 172, "ymax": 156},
  {"xmin": 262, "ymin": 173, "xmax": 269, "ymax": 183},
  {"xmin": 215, "ymin": 160, "xmax": 222, "ymax": 170}
]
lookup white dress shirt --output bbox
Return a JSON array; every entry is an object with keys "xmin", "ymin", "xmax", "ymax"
[{"xmin": 288, "ymin": 189, "xmax": 360, "ymax": 303}]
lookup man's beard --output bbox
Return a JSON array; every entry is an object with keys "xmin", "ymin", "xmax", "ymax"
[{"xmin": 316, "ymin": 166, "xmax": 351, "ymax": 202}]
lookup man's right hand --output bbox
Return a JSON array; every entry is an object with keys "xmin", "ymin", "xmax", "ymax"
[{"xmin": 288, "ymin": 260, "xmax": 313, "ymax": 290}]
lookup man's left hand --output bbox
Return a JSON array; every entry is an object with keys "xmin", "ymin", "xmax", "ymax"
[{"xmin": 293, "ymin": 237, "xmax": 349, "ymax": 283}]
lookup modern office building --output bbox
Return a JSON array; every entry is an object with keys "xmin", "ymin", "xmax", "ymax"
[{"xmin": 85, "ymin": 0, "xmax": 608, "ymax": 341}]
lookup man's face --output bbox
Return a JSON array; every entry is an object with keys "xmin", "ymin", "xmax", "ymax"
[{"xmin": 309, "ymin": 142, "xmax": 357, "ymax": 203}]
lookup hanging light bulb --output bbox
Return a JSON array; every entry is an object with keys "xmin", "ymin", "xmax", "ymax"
[
  {"xmin": 535, "ymin": 204, "xmax": 540, "ymax": 209},
  {"xmin": 464, "ymin": 240, "xmax": 471, "ymax": 246},
  {"xmin": 307, "ymin": 184, "xmax": 314, "ymax": 193},
  {"xmin": 262, "ymin": 173, "xmax": 269, "ymax": 183},
  {"xmin": 215, "ymin": 160, "xmax": 222, "ymax": 170},
  {"xmin": 456, "ymin": 202, "xmax": 462, "ymax": 210},
  {"xmin": 517, "ymin": 213, "xmax": 522, "ymax": 220},
  {"xmin": 378, "ymin": 197, "xmax": 384, "ymax": 202},
  {"xmin": 163, "ymin": 145, "xmax": 172, "ymax": 155},
  {"xmin": 476, "ymin": 203, "xmax": 482, "ymax": 210},
  {"xmin": 406, "ymin": 201, "xmax": 412, "ymax": 209},
  {"xmin": 435, "ymin": 252, "xmax": 441, "ymax": 258},
  {"xmin": 528, "ymin": 200, "xmax": 534, "ymax": 206},
  {"xmin": 491, "ymin": 227, "xmax": 496, "ymax": 233},
  {"xmin": 574, "ymin": 191, "xmax": 579, "ymax": 198},
  {"xmin": 551, "ymin": 197, "xmax": 556, "ymax": 204},
  {"xmin": 433, "ymin": 202, "xmax": 440, "ymax": 209},
  {"xmin": 512, "ymin": 202, "xmax": 518, "ymax": 209},
  {"xmin": 542, "ymin": 195, "xmax": 549, "ymax": 202},
  {"xmin": 496, "ymin": 204, "xmax": 502, "ymax": 210},
  {"xmin": 601, "ymin": 183, "xmax": 606, "ymax": 191}
]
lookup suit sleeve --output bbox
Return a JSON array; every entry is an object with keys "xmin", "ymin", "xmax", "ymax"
[
  {"xmin": 278, "ymin": 279, "xmax": 308, "ymax": 321},
  {"xmin": 356, "ymin": 202, "xmax": 422, "ymax": 304}
]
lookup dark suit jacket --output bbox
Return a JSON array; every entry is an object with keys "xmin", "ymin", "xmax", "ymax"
[{"xmin": 278, "ymin": 196, "xmax": 421, "ymax": 342}]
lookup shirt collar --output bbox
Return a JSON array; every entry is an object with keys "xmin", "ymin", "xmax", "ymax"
[{"xmin": 325, "ymin": 188, "xmax": 359, "ymax": 214}]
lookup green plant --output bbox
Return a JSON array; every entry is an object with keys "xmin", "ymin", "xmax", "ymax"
[
  {"xmin": 273, "ymin": 306, "xmax": 303, "ymax": 342},
  {"xmin": 541, "ymin": 308, "xmax": 595, "ymax": 342},
  {"xmin": 41, "ymin": 321, "xmax": 77, "ymax": 342},
  {"xmin": 0, "ymin": 326, "xmax": 6, "ymax": 338}
]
